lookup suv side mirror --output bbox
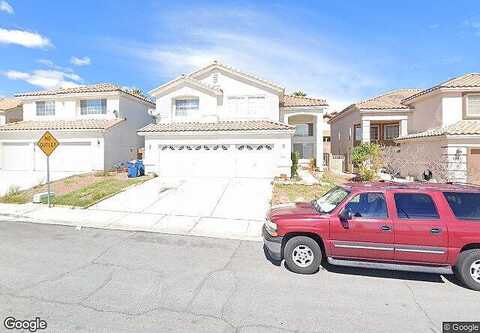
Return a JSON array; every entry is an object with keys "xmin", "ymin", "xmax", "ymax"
[{"xmin": 339, "ymin": 209, "xmax": 352, "ymax": 222}]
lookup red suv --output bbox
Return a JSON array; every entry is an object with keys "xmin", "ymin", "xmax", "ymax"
[{"xmin": 263, "ymin": 182, "xmax": 480, "ymax": 291}]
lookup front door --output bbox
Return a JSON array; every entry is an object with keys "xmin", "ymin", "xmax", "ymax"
[
  {"xmin": 330, "ymin": 191, "xmax": 394, "ymax": 260},
  {"xmin": 390, "ymin": 192, "xmax": 448, "ymax": 264},
  {"xmin": 468, "ymin": 148, "xmax": 480, "ymax": 184}
]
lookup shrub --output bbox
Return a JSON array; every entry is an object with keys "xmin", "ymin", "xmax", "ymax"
[
  {"xmin": 291, "ymin": 151, "xmax": 300, "ymax": 178},
  {"xmin": 352, "ymin": 143, "xmax": 382, "ymax": 181}
]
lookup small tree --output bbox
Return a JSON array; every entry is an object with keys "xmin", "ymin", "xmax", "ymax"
[
  {"xmin": 352, "ymin": 143, "xmax": 382, "ymax": 181},
  {"xmin": 291, "ymin": 151, "xmax": 300, "ymax": 178},
  {"xmin": 292, "ymin": 91, "xmax": 307, "ymax": 97}
]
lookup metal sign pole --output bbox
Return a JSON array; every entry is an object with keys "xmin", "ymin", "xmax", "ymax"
[{"xmin": 47, "ymin": 155, "xmax": 51, "ymax": 208}]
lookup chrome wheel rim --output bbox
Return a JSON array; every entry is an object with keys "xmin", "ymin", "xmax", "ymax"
[
  {"xmin": 470, "ymin": 260, "xmax": 480, "ymax": 283},
  {"xmin": 292, "ymin": 245, "xmax": 314, "ymax": 268}
]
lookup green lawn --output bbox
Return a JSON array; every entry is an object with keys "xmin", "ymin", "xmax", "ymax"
[{"xmin": 43, "ymin": 177, "xmax": 147, "ymax": 208}]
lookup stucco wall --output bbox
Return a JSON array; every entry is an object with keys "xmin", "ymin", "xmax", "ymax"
[
  {"xmin": 409, "ymin": 94, "xmax": 443, "ymax": 133},
  {"xmin": 330, "ymin": 109, "xmax": 360, "ymax": 170}
]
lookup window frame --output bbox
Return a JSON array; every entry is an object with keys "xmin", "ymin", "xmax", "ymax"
[
  {"xmin": 466, "ymin": 94, "xmax": 480, "ymax": 118},
  {"xmin": 370, "ymin": 125, "xmax": 380, "ymax": 141},
  {"xmin": 80, "ymin": 98, "xmax": 107, "ymax": 115},
  {"xmin": 393, "ymin": 192, "xmax": 440, "ymax": 220},
  {"xmin": 35, "ymin": 101, "xmax": 56, "ymax": 116},
  {"xmin": 294, "ymin": 123, "xmax": 314, "ymax": 137},
  {"xmin": 343, "ymin": 191, "xmax": 389, "ymax": 220},
  {"xmin": 174, "ymin": 97, "xmax": 199, "ymax": 117},
  {"xmin": 443, "ymin": 191, "xmax": 480, "ymax": 221},
  {"xmin": 354, "ymin": 125, "xmax": 362, "ymax": 142},
  {"xmin": 384, "ymin": 124, "xmax": 400, "ymax": 140}
]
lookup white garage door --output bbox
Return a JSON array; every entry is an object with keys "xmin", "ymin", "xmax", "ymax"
[
  {"xmin": 2, "ymin": 142, "xmax": 32, "ymax": 171},
  {"xmin": 34, "ymin": 142, "xmax": 92, "ymax": 172},
  {"xmin": 158, "ymin": 143, "xmax": 274, "ymax": 178}
]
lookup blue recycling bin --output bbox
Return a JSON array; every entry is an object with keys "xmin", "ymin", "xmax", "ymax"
[
  {"xmin": 127, "ymin": 160, "xmax": 139, "ymax": 178},
  {"xmin": 136, "ymin": 159, "xmax": 145, "ymax": 176},
  {"xmin": 127, "ymin": 160, "xmax": 145, "ymax": 178}
]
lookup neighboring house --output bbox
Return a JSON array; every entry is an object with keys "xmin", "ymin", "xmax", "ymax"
[
  {"xmin": 139, "ymin": 61, "xmax": 328, "ymax": 178},
  {"xmin": 0, "ymin": 84, "xmax": 154, "ymax": 172},
  {"xmin": 329, "ymin": 89, "xmax": 421, "ymax": 171},
  {"xmin": 396, "ymin": 73, "xmax": 480, "ymax": 183},
  {"xmin": 0, "ymin": 98, "xmax": 23, "ymax": 125},
  {"xmin": 322, "ymin": 112, "xmax": 335, "ymax": 166}
]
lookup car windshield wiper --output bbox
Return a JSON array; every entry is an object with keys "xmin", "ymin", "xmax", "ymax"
[{"xmin": 311, "ymin": 200, "xmax": 324, "ymax": 213}]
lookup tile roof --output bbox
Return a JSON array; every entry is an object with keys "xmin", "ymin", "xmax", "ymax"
[
  {"xmin": 189, "ymin": 60, "xmax": 284, "ymax": 92},
  {"xmin": 0, "ymin": 118, "xmax": 125, "ymax": 131},
  {"xmin": 355, "ymin": 89, "xmax": 422, "ymax": 110},
  {"xmin": 403, "ymin": 73, "xmax": 480, "ymax": 103},
  {"xmin": 397, "ymin": 120, "xmax": 480, "ymax": 140},
  {"xmin": 149, "ymin": 75, "xmax": 222, "ymax": 96},
  {"xmin": 138, "ymin": 120, "xmax": 294, "ymax": 133},
  {"xmin": 280, "ymin": 95, "xmax": 328, "ymax": 107},
  {"xmin": 15, "ymin": 83, "xmax": 155, "ymax": 105},
  {"xmin": 0, "ymin": 98, "xmax": 22, "ymax": 111}
]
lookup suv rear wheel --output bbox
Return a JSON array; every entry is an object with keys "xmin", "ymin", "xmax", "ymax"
[
  {"xmin": 284, "ymin": 236, "xmax": 322, "ymax": 274},
  {"xmin": 455, "ymin": 249, "xmax": 480, "ymax": 291}
]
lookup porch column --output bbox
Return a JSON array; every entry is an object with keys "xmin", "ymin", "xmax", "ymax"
[
  {"xmin": 316, "ymin": 115, "xmax": 324, "ymax": 171},
  {"xmin": 400, "ymin": 119, "xmax": 408, "ymax": 137},
  {"xmin": 361, "ymin": 120, "xmax": 371, "ymax": 144}
]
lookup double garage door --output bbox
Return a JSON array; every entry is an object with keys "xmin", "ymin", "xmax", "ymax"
[
  {"xmin": 1, "ymin": 142, "xmax": 92, "ymax": 172},
  {"xmin": 158, "ymin": 143, "xmax": 275, "ymax": 178}
]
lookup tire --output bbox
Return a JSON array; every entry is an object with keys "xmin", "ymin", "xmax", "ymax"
[
  {"xmin": 455, "ymin": 249, "xmax": 480, "ymax": 291},
  {"xmin": 284, "ymin": 236, "xmax": 322, "ymax": 274}
]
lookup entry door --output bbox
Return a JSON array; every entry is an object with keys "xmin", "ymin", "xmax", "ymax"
[
  {"xmin": 330, "ymin": 192, "xmax": 394, "ymax": 260},
  {"xmin": 391, "ymin": 192, "xmax": 448, "ymax": 264},
  {"xmin": 468, "ymin": 148, "xmax": 480, "ymax": 184}
]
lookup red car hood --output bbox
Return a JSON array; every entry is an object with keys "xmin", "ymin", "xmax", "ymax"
[{"xmin": 268, "ymin": 202, "xmax": 319, "ymax": 220}]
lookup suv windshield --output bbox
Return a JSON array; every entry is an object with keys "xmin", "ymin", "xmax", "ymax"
[{"xmin": 313, "ymin": 186, "xmax": 350, "ymax": 213}]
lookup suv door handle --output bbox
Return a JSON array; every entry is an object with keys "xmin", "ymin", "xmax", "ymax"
[
  {"xmin": 430, "ymin": 227, "xmax": 442, "ymax": 234},
  {"xmin": 380, "ymin": 225, "xmax": 392, "ymax": 232}
]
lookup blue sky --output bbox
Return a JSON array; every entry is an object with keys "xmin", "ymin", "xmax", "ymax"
[{"xmin": 1, "ymin": 0, "xmax": 479, "ymax": 110}]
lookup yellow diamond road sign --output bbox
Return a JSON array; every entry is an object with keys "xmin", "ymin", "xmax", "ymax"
[{"xmin": 37, "ymin": 131, "xmax": 59, "ymax": 157}]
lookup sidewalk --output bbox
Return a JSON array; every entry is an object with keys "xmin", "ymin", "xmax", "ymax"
[{"xmin": 0, "ymin": 203, "xmax": 264, "ymax": 242}]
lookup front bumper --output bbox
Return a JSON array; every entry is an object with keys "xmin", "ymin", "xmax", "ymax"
[{"xmin": 262, "ymin": 225, "xmax": 283, "ymax": 261}]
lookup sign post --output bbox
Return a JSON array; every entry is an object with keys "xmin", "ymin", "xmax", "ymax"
[{"xmin": 36, "ymin": 131, "xmax": 59, "ymax": 208}]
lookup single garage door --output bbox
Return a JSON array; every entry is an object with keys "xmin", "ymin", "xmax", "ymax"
[
  {"xmin": 34, "ymin": 142, "xmax": 93, "ymax": 172},
  {"xmin": 158, "ymin": 143, "xmax": 275, "ymax": 178},
  {"xmin": 1, "ymin": 142, "xmax": 32, "ymax": 171}
]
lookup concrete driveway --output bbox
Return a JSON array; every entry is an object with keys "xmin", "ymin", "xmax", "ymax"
[
  {"xmin": 90, "ymin": 177, "xmax": 272, "ymax": 221},
  {"xmin": 0, "ymin": 170, "xmax": 77, "ymax": 196}
]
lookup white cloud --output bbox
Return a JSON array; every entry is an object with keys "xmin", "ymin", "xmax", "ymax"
[
  {"xmin": 0, "ymin": 1, "xmax": 13, "ymax": 14},
  {"xmin": 70, "ymin": 56, "xmax": 91, "ymax": 66},
  {"xmin": 37, "ymin": 59, "xmax": 74, "ymax": 72},
  {"xmin": 110, "ymin": 6, "xmax": 384, "ymax": 108},
  {"xmin": 428, "ymin": 23, "xmax": 440, "ymax": 29},
  {"xmin": 0, "ymin": 28, "xmax": 52, "ymax": 48},
  {"xmin": 3, "ymin": 69, "xmax": 82, "ymax": 88},
  {"xmin": 464, "ymin": 17, "xmax": 480, "ymax": 36}
]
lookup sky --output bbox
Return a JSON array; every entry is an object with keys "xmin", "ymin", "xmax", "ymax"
[{"xmin": 1, "ymin": 0, "xmax": 480, "ymax": 111}]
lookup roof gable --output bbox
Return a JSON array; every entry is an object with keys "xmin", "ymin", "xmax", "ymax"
[
  {"xmin": 148, "ymin": 76, "xmax": 222, "ymax": 97},
  {"xmin": 403, "ymin": 73, "xmax": 480, "ymax": 103}
]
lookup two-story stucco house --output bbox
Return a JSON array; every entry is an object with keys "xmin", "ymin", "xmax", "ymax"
[
  {"xmin": 396, "ymin": 73, "xmax": 480, "ymax": 183},
  {"xmin": 139, "ymin": 61, "xmax": 328, "ymax": 178},
  {"xmin": 0, "ymin": 84, "xmax": 154, "ymax": 172},
  {"xmin": 329, "ymin": 89, "xmax": 421, "ymax": 171}
]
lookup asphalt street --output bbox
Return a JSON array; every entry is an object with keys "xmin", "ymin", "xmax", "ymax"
[{"xmin": 0, "ymin": 220, "xmax": 478, "ymax": 333}]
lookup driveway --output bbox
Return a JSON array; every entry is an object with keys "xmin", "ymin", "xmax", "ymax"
[
  {"xmin": 1, "ymin": 221, "xmax": 479, "ymax": 333},
  {"xmin": 90, "ymin": 177, "xmax": 272, "ymax": 221},
  {"xmin": 0, "ymin": 170, "xmax": 77, "ymax": 196}
]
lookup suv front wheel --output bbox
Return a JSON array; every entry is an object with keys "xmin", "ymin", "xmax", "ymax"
[
  {"xmin": 284, "ymin": 236, "xmax": 322, "ymax": 274},
  {"xmin": 456, "ymin": 249, "xmax": 480, "ymax": 291}
]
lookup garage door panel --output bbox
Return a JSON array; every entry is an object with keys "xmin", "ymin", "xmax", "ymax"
[
  {"xmin": 2, "ymin": 143, "xmax": 32, "ymax": 171},
  {"xmin": 34, "ymin": 142, "xmax": 92, "ymax": 172},
  {"xmin": 157, "ymin": 143, "xmax": 274, "ymax": 178}
]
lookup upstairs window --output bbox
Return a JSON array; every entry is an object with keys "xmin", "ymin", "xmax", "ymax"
[
  {"xmin": 36, "ymin": 101, "xmax": 55, "ymax": 116},
  {"xmin": 294, "ymin": 123, "xmax": 314, "ymax": 137},
  {"xmin": 467, "ymin": 95, "xmax": 480, "ymax": 117},
  {"xmin": 80, "ymin": 99, "xmax": 107, "ymax": 115},
  {"xmin": 227, "ymin": 95, "xmax": 265, "ymax": 116},
  {"xmin": 175, "ymin": 98, "xmax": 199, "ymax": 116},
  {"xmin": 384, "ymin": 124, "xmax": 400, "ymax": 140}
]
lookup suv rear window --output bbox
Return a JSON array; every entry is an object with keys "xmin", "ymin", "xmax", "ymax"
[
  {"xmin": 443, "ymin": 192, "xmax": 480, "ymax": 220},
  {"xmin": 394, "ymin": 193, "xmax": 439, "ymax": 219}
]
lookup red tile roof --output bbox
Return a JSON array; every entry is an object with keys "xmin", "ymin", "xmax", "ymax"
[
  {"xmin": 396, "ymin": 120, "xmax": 480, "ymax": 140},
  {"xmin": 0, "ymin": 119, "xmax": 125, "ymax": 131},
  {"xmin": 0, "ymin": 98, "xmax": 22, "ymax": 111},
  {"xmin": 280, "ymin": 95, "xmax": 328, "ymax": 107},
  {"xmin": 138, "ymin": 120, "xmax": 294, "ymax": 133}
]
